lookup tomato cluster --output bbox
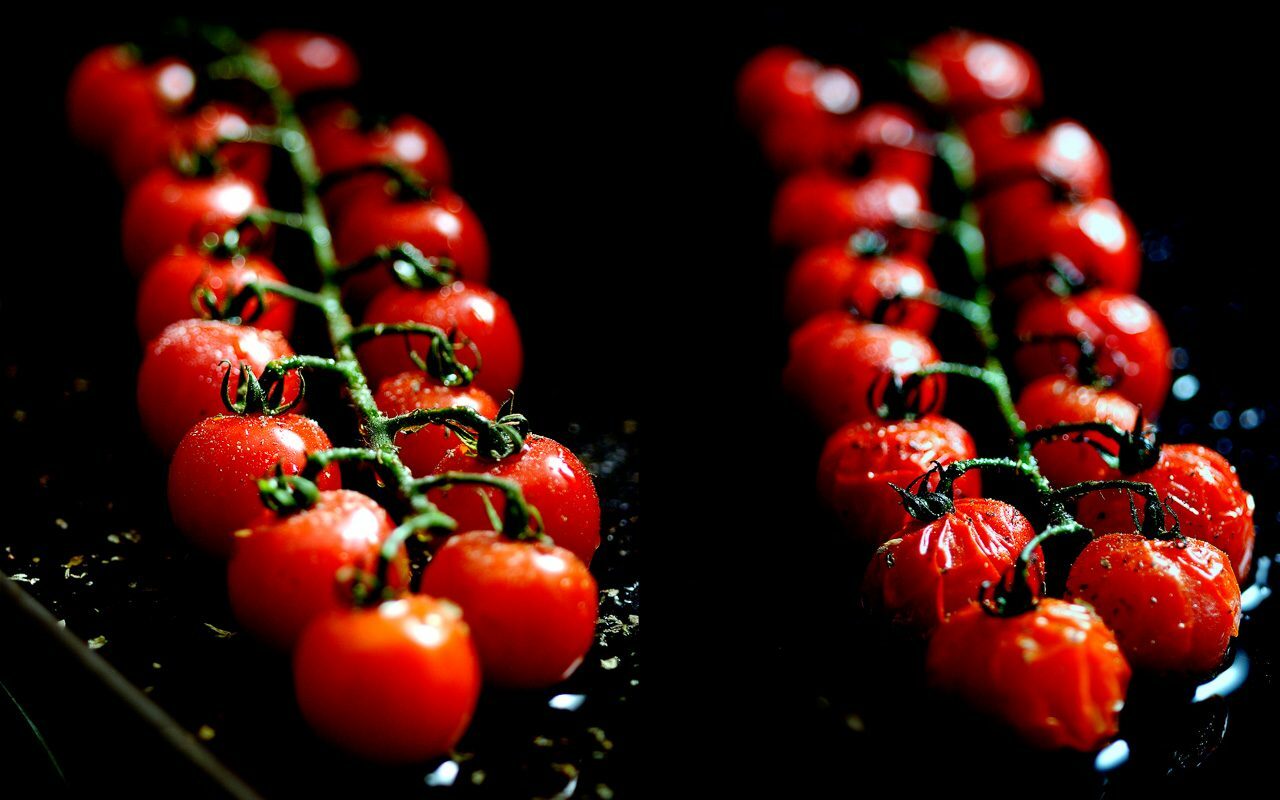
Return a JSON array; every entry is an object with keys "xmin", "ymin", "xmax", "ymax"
[
  {"xmin": 69, "ymin": 27, "xmax": 604, "ymax": 764},
  {"xmin": 740, "ymin": 29, "xmax": 1255, "ymax": 754}
]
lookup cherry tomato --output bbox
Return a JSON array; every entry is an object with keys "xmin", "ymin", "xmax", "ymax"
[
  {"xmin": 1016, "ymin": 376, "xmax": 1139, "ymax": 489},
  {"xmin": 111, "ymin": 102, "xmax": 271, "ymax": 188},
  {"xmin": 253, "ymin": 30, "xmax": 359, "ymax": 96},
  {"xmin": 829, "ymin": 103, "xmax": 934, "ymax": 188},
  {"xmin": 1014, "ymin": 290, "xmax": 1170, "ymax": 417},
  {"xmin": 817, "ymin": 416, "xmax": 979, "ymax": 548},
  {"xmin": 373, "ymin": 371, "xmax": 499, "ymax": 477},
  {"xmin": 735, "ymin": 46, "xmax": 860, "ymax": 132},
  {"xmin": 1073, "ymin": 444, "xmax": 1256, "ymax": 580},
  {"xmin": 357, "ymin": 282, "xmax": 523, "ymax": 399},
  {"xmin": 137, "ymin": 319, "xmax": 301, "ymax": 454},
  {"xmin": 864, "ymin": 498, "xmax": 1043, "ymax": 635},
  {"xmin": 136, "ymin": 248, "xmax": 295, "ymax": 342},
  {"xmin": 926, "ymin": 599, "xmax": 1130, "ymax": 751},
  {"xmin": 910, "ymin": 30, "xmax": 1041, "ymax": 115},
  {"xmin": 67, "ymin": 45, "xmax": 195, "ymax": 152},
  {"xmin": 782, "ymin": 313, "xmax": 944, "ymax": 431},
  {"xmin": 783, "ymin": 242, "xmax": 938, "ymax": 332},
  {"xmin": 169, "ymin": 413, "xmax": 340, "ymax": 558},
  {"xmin": 229, "ymin": 490, "xmax": 409, "ymax": 650},
  {"xmin": 428, "ymin": 435, "xmax": 601, "ymax": 566},
  {"xmin": 122, "ymin": 168, "xmax": 267, "ymax": 278},
  {"xmin": 420, "ymin": 530, "xmax": 597, "ymax": 687},
  {"xmin": 962, "ymin": 111, "xmax": 1110, "ymax": 199},
  {"xmin": 1066, "ymin": 533, "xmax": 1241, "ymax": 673},
  {"xmin": 293, "ymin": 596, "xmax": 480, "ymax": 762},
  {"xmin": 771, "ymin": 171, "xmax": 932, "ymax": 256}
]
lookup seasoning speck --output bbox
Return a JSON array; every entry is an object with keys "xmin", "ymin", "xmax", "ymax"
[{"xmin": 88, "ymin": 636, "xmax": 107, "ymax": 650}]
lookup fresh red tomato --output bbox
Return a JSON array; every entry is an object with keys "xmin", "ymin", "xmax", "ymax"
[
  {"xmin": 136, "ymin": 319, "xmax": 301, "ymax": 454},
  {"xmin": 373, "ymin": 371, "xmax": 499, "ymax": 476},
  {"xmin": 136, "ymin": 248, "xmax": 295, "ymax": 342},
  {"xmin": 735, "ymin": 46, "xmax": 860, "ymax": 132},
  {"xmin": 122, "ymin": 168, "xmax": 267, "ymax": 278},
  {"xmin": 1074, "ymin": 444, "xmax": 1256, "ymax": 580},
  {"xmin": 67, "ymin": 45, "xmax": 195, "ymax": 152},
  {"xmin": 962, "ymin": 111, "xmax": 1110, "ymax": 199},
  {"xmin": 293, "ymin": 596, "xmax": 480, "ymax": 762},
  {"xmin": 864, "ymin": 498, "xmax": 1043, "ymax": 635},
  {"xmin": 817, "ymin": 416, "xmax": 979, "ymax": 548},
  {"xmin": 420, "ymin": 530, "xmax": 597, "ymax": 687},
  {"xmin": 253, "ymin": 30, "xmax": 359, "ymax": 96},
  {"xmin": 771, "ymin": 171, "xmax": 933, "ymax": 256},
  {"xmin": 927, "ymin": 599, "xmax": 1130, "ymax": 751},
  {"xmin": 428, "ymin": 435, "xmax": 601, "ymax": 566},
  {"xmin": 1014, "ymin": 289, "xmax": 1170, "ymax": 417},
  {"xmin": 910, "ymin": 30, "xmax": 1041, "ymax": 115},
  {"xmin": 1066, "ymin": 533, "xmax": 1241, "ymax": 673},
  {"xmin": 783, "ymin": 242, "xmax": 938, "ymax": 332},
  {"xmin": 829, "ymin": 103, "xmax": 934, "ymax": 188},
  {"xmin": 1017, "ymin": 376, "xmax": 1139, "ymax": 489},
  {"xmin": 357, "ymin": 282, "xmax": 523, "ymax": 399},
  {"xmin": 169, "ymin": 413, "xmax": 340, "ymax": 559},
  {"xmin": 782, "ymin": 313, "xmax": 944, "ymax": 431},
  {"xmin": 229, "ymin": 490, "xmax": 410, "ymax": 650},
  {"xmin": 110, "ymin": 102, "xmax": 271, "ymax": 187}
]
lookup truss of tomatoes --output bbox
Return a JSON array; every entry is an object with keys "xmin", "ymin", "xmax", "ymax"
[
  {"xmin": 740, "ymin": 32, "xmax": 1257, "ymax": 753},
  {"xmin": 67, "ymin": 28, "xmax": 605, "ymax": 765}
]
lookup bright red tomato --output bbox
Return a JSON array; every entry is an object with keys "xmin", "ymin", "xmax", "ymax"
[
  {"xmin": 373, "ymin": 371, "xmax": 499, "ymax": 476},
  {"xmin": 1017, "ymin": 376, "xmax": 1140, "ymax": 489},
  {"xmin": 771, "ymin": 171, "xmax": 933, "ymax": 256},
  {"xmin": 357, "ymin": 282, "xmax": 522, "ymax": 399},
  {"xmin": 253, "ymin": 30, "xmax": 359, "ymax": 96},
  {"xmin": 829, "ymin": 103, "xmax": 934, "ymax": 188},
  {"xmin": 110, "ymin": 102, "xmax": 271, "ymax": 188},
  {"xmin": 67, "ymin": 45, "xmax": 195, "ymax": 152},
  {"xmin": 1066, "ymin": 533, "xmax": 1241, "ymax": 673},
  {"xmin": 817, "ymin": 416, "xmax": 979, "ymax": 548},
  {"xmin": 169, "ymin": 413, "xmax": 340, "ymax": 559},
  {"xmin": 864, "ymin": 498, "xmax": 1043, "ymax": 635},
  {"xmin": 735, "ymin": 46, "xmax": 861, "ymax": 132},
  {"xmin": 428, "ymin": 435, "xmax": 601, "ymax": 566},
  {"xmin": 137, "ymin": 319, "xmax": 301, "ymax": 454},
  {"xmin": 926, "ymin": 599, "xmax": 1130, "ymax": 751},
  {"xmin": 420, "ymin": 530, "xmax": 597, "ymax": 687},
  {"xmin": 910, "ymin": 30, "xmax": 1042, "ymax": 115},
  {"xmin": 122, "ymin": 168, "xmax": 267, "ymax": 278},
  {"xmin": 962, "ymin": 110, "xmax": 1110, "ymax": 199},
  {"xmin": 136, "ymin": 248, "xmax": 295, "ymax": 342},
  {"xmin": 1014, "ymin": 289, "xmax": 1171, "ymax": 417},
  {"xmin": 783, "ymin": 242, "xmax": 938, "ymax": 332},
  {"xmin": 293, "ymin": 596, "xmax": 480, "ymax": 762},
  {"xmin": 782, "ymin": 313, "xmax": 944, "ymax": 431},
  {"xmin": 1073, "ymin": 444, "xmax": 1256, "ymax": 580}
]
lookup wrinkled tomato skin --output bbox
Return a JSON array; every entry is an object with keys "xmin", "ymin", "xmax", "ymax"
[
  {"xmin": 784, "ymin": 243, "xmax": 939, "ymax": 333},
  {"xmin": 926, "ymin": 599, "xmax": 1130, "ymax": 751},
  {"xmin": 783, "ymin": 314, "xmax": 944, "ymax": 432},
  {"xmin": 293, "ymin": 596, "xmax": 480, "ymax": 763},
  {"xmin": 1066, "ymin": 534, "xmax": 1241, "ymax": 673},
  {"xmin": 736, "ymin": 46, "xmax": 861, "ymax": 132},
  {"xmin": 111, "ymin": 102, "xmax": 271, "ymax": 188},
  {"xmin": 373, "ymin": 372, "xmax": 499, "ymax": 476},
  {"xmin": 1074, "ymin": 444, "xmax": 1256, "ymax": 580},
  {"xmin": 1014, "ymin": 290, "xmax": 1170, "ymax": 417},
  {"xmin": 817, "ymin": 416, "xmax": 979, "ymax": 548},
  {"xmin": 770, "ymin": 172, "xmax": 933, "ymax": 256},
  {"xmin": 1017, "ymin": 377, "xmax": 1139, "ymax": 489},
  {"xmin": 910, "ymin": 30, "xmax": 1042, "ymax": 115},
  {"xmin": 253, "ymin": 30, "xmax": 359, "ymax": 96},
  {"xmin": 67, "ymin": 46, "xmax": 195, "ymax": 152},
  {"xmin": 420, "ymin": 530, "xmax": 598, "ymax": 687},
  {"xmin": 864, "ymin": 498, "xmax": 1043, "ymax": 635},
  {"xmin": 168, "ymin": 414, "xmax": 340, "ymax": 558},
  {"xmin": 136, "ymin": 249, "xmax": 295, "ymax": 342}
]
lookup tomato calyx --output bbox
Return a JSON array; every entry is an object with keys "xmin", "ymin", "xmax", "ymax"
[
  {"xmin": 338, "ymin": 241, "xmax": 457, "ymax": 289},
  {"xmin": 387, "ymin": 406, "xmax": 528, "ymax": 462},
  {"xmin": 870, "ymin": 370, "xmax": 944, "ymax": 420},
  {"xmin": 888, "ymin": 463, "xmax": 956, "ymax": 522},
  {"xmin": 219, "ymin": 360, "xmax": 306, "ymax": 416},
  {"xmin": 346, "ymin": 322, "xmax": 477, "ymax": 388},
  {"xmin": 318, "ymin": 161, "xmax": 433, "ymax": 202},
  {"xmin": 257, "ymin": 466, "xmax": 322, "ymax": 514},
  {"xmin": 1025, "ymin": 410, "xmax": 1162, "ymax": 475}
]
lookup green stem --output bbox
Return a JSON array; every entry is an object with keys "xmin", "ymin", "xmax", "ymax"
[{"xmin": 916, "ymin": 361, "xmax": 1031, "ymax": 461}]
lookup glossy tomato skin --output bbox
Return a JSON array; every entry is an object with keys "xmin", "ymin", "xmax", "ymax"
[
  {"xmin": 67, "ymin": 46, "xmax": 195, "ymax": 152},
  {"xmin": 771, "ymin": 172, "xmax": 932, "ymax": 256},
  {"xmin": 926, "ymin": 599, "xmax": 1130, "ymax": 751},
  {"xmin": 1017, "ymin": 376, "xmax": 1139, "ymax": 489},
  {"xmin": 294, "ymin": 596, "xmax": 480, "ymax": 763},
  {"xmin": 910, "ymin": 30, "xmax": 1042, "ymax": 115},
  {"xmin": 1014, "ymin": 290, "xmax": 1171, "ymax": 417},
  {"xmin": 122, "ymin": 169, "xmax": 267, "ymax": 278},
  {"xmin": 963, "ymin": 110, "xmax": 1110, "ymax": 199},
  {"xmin": 1066, "ymin": 534, "xmax": 1241, "ymax": 673},
  {"xmin": 784, "ymin": 243, "xmax": 939, "ymax": 332},
  {"xmin": 169, "ymin": 414, "xmax": 340, "ymax": 559},
  {"xmin": 1074, "ymin": 444, "xmax": 1256, "ymax": 580},
  {"xmin": 783, "ymin": 314, "xmax": 944, "ymax": 432},
  {"xmin": 864, "ymin": 498, "xmax": 1043, "ymax": 635},
  {"xmin": 830, "ymin": 103, "xmax": 934, "ymax": 188},
  {"xmin": 736, "ymin": 46, "xmax": 861, "ymax": 131},
  {"xmin": 136, "ymin": 249, "xmax": 295, "ymax": 342},
  {"xmin": 429, "ymin": 435, "xmax": 601, "ymax": 566},
  {"xmin": 420, "ymin": 530, "xmax": 598, "ymax": 687},
  {"xmin": 137, "ymin": 320, "xmax": 301, "ymax": 454},
  {"xmin": 817, "ymin": 416, "xmax": 979, "ymax": 548},
  {"xmin": 229, "ymin": 490, "xmax": 409, "ymax": 650},
  {"xmin": 111, "ymin": 102, "xmax": 271, "ymax": 188},
  {"xmin": 357, "ymin": 282, "xmax": 523, "ymax": 399},
  {"xmin": 374, "ymin": 372, "xmax": 499, "ymax": 476},
  {"xmin": 253, "ymin": 30, "xmax": 359, "ymax": 95}
]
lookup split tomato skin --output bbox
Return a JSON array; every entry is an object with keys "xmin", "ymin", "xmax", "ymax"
[
  {"xmin": 783, "ymin": 243, "xmax": 939, "ymax": 333},
  {"xmin": 1066, "ymin": 534, "xmax": 1241, "ymax": 673},
  {"xmin": 67, "ymin": 45, "xmax": 195, "ymax": 152},
  {"xmin": 926, "ymin": 598, "xmax": 1130, "ymax": 751},
  {"xmin": 373, "ymin": 371, "xmax": 500, "ymax": 476},
  {"xmin": 817, "ymin": 416, "xmax": 979, "ymax": 548},
  {"xmin": 136, "ymin": 249, "xmax": 295, "ymax": 342},
  {"xmin": 253, "ymin": 30, "xmax": 359, "ymax": 96},
  {"xmin": 420, "ymin": 530, "xmax": 598, "ymax": 688},
  {"xmin": 1074, "ymin": 444, "xmax": 1256, "ymax": 580},
  {"xmin": 910, "ymin": 30, "xmax": 1042, "ymax": 115},
  {"xmin": 293, "ymin": 596, "xmax": 480, "ymax": 763},
  {"xmin": 864, "ymin": 498, "xmax": 1043, "ymax": 635},
  {"xmin": 770, "ymin": 171, "xmax": 933, "ymax": 256},
  {"xmin": 1016, "ymin": 376, "xmax": 1139, "ymax": 489}
]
